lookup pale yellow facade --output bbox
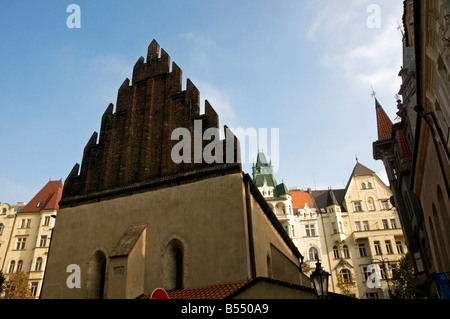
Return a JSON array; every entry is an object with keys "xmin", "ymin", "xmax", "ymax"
[
  {"xmin": 0, "ymin": 203, "xmax": 25, "ymax": 272},
  {"xmin": 317, "ymin": 165, "xmax": 408, "ymax": 299},
  {"xmin": 1, "ymin": 204, "xmax": 56, "ymax": 299}
]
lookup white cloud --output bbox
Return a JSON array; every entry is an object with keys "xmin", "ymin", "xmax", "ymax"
[
  {"xmin": 308, "ymin": 1, "xmax": 403, "ymax": 97},
  {"xmin": 88, "ymin": 55, "xmax": 133, "ymax": 108},
  {"xmin": 195, "ymin": 81, "xmax": 236, "ymax": 129},
  {"xmin": 179, "ymin": 32, "xmax": 216, "ymax": 76},
  {"xmin": 325, "ymin": 15, "xmax": 403, "ymax": 92}
]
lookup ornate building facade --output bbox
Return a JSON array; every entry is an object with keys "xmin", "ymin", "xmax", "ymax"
[
  {"xmin": 311, "ymin": 162, "xmax": 408, "ymax": 299},
  {"xmin": 290, "ymin": 189, "xmax": 330, "ymax": 276}
]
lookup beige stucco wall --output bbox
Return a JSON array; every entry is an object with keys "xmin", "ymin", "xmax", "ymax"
[
  {"xmin": 41, "ymin": 172, "xmax": 303, "ymax": 299},
  {"xmin": 247, "ymin": 190, "xmax": 302, "ymax": 284}
]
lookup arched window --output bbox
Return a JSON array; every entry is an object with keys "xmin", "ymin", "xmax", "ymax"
[
  {"xmin": 308, "ymin": 247, "xmax": 319, "ymax": 261},
  {"xmin": 8, "ymin": 260, "xmax": 15, "ymax": 273},
  {"xmin": 368, "ymin": 182, "xmax": 373, "ymax": 189},
  {"xmin": 361, "ymin": 183, "xmax": 366, "ymax": 189},
  {"xmin": 0, "ymin": 223, "xmax": 4, "ymax": 235},
  {"xmin": 333, "ymin": 246, "xmax": 340, "ymax": 259},
  {"xmin": 343, "ymin": 245, "xmax": 350, "ymax": 258},
  {"xmin": 340, "ymin": 269, "xmax": 352, "ymax": 283},
  {"xmin": 87, "ymin": 250, "xmax": 107, "ymax": 299},
  {"xmin": 17, "ymin": 260, "xmax": 23, "ymax": 272},
  {"xmin": 35, "ymin": 257, "xmax": 43, "ymax": 271},
  {"xmin": 165, "ymin": 239, "xmax": 184, "ymax": 290}
]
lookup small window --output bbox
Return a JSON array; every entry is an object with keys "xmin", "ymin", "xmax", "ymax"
[
  {"xmin": 8, "ymin": 260, "xmax": 15, "ymax": 273},
  {"xmin": 42, "ymin": 216, "xmax": 50, "ymax": 226},
  {"xmin": 305, "ymin": 224, "xmax": 316, "ymax": 237},
  {"xmin": 363, "ymin": 221, "xmax": 370, "ymax": 230},
  {"xmin": 17, "ymin": 260, "xmax": 23, "ymax": 272},
  {"xmin": 39, "ymin": 235, "xmax": 47, "ymax": 247},
  {"xmin": 362, "ymin": 183, "xmax": 367, "ymax": 189},
  {"xmin": 358, "ymin": 243, "xmax": 367, "ymax": 257},
  {"xmin": 385, "ymin": 240, "xmax": 393, "ymax": 254},
  {"xmin": 382, "ymin": 219, "xmax": 389, "ymax": 229},
  {"xmin": 37, "ymin": 201, "xmax": 45, "ymax": 208},
  {"xmin": 35, "ymin": 257, "xmax": 43, "ymax": 271},
  {"xmin": 30, "ymin": 282, "xmax": 39, "ymax": 297},
  {"xmin": 381, "ymin": 200, "xmax": 389, "ymax": 210},
  {"xmin": 368, "ymin": 182, "xmax": 373, "ymax": 188},
  {"xmin": 374, "ymin": 241, "xmax": 382, "ymax": 255},
  {"xmin": 0, "ymin": 223, "xmax": 4, "ymax": 235},
  {"xmin": 309, "ymin": 247, "xmax": 319, "ymax": 261},
  {"xmin": 332, "ymin": 222, "xmax": 338, "ymax": 234},
  {"xmin": 390, "ymin": 219, "xmax": 397, "ymax": 229},
  {"xmin": 333, "ymin": 246, "xmax": 340, "ymax": 259},
  {"xmin": 16, "ymin": 237, "xmax": 26, "ymax": 250},
  {"xmin": 1, "ymin": 208, "xmax": 6, "ymax": 214},
  {"xmin": 354, "ymin": 202, "xmax": 363, "ymax": 212},
  {"xmin": 340, "ymin": 269, "xmax": 352, "ymax": 283},
  {"xmin": 113, "ymin": 266, "xmax": 125, "ymax": 276},
  {"xmin": 343, "ymin": 245, "xmax": 350, "ymax": 258},
  {"xmin": 366, "ymin": 292, "xmax": 379, "ymax": 299},
  {"xmin": 396, "ymin": 241, "xmax": 404, "ymax": 254},
  {"xmin": 355, "ymin": 221, "xmax": 361, "ymax": 231}
]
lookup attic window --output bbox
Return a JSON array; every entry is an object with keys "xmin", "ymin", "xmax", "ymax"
[{"xmin": 37, "ymin": 201, "xmax": 45, "ymax": 208}]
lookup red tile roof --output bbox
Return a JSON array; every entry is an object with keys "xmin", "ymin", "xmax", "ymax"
[
  {"xmin": 375, "ymin": 99, "xmax": 393, "ymax": 141},
  {"xmin": 21, "ymin": 180, "xmax": 63, "ymax": 213},
  {"xmin": 141, "ymin": 280, "xmax": 251, "ymax": 299},
  {"xmin": 395, "ymin": 127, "xmax": 412, "ymax": 158},
  {"xmin": 290, "ymin": 190, "xmax": 315, "ymax": 209}
]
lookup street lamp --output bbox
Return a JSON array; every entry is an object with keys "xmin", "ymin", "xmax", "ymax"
[{"xmin": 310, "ymin": 258, "xmax": 330, "ymax": 299}]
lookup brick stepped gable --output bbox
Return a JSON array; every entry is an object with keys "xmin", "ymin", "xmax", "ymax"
[{"xmin": 61, "ymin": 40, "xmax": 241, "ymax": 206}]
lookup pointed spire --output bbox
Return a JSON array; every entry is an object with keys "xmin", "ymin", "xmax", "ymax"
[
  {"xmin": 327, "ymin": 187, "xmax": 339, "ymax": 206},
  {"xmin": 375, "ymin": 98, "xmax": 393, "ymax": 140}
]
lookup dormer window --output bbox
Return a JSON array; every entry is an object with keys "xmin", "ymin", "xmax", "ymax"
[{"xmin": 37, "ymin": 201, "xmax": 45, "ymax": 208}]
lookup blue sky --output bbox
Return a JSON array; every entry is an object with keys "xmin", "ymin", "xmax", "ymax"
[{"xmin": 0, "ymin": 1, "xmax": 404, "ymax": 204}]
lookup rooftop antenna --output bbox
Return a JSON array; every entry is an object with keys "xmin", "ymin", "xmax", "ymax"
[
  {"xmin": 370, "ymin": 85, "xmax": 376, "ymax": 99},
  {"xmin": 397, "ymin": 20, "xmax": 404, "ymax": 37}
]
